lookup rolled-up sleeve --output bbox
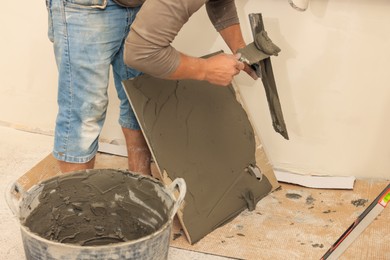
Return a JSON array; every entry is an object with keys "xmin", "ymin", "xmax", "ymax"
[
  {"xmin": 206, "ymin": 0, "xmax": 239, "ymax": 31},
  {"xmin": 124, "ymin": 29, "xmax": 181, "ymax": 78},
  {"xmin": 124, "ymin": 0, "xmax": 239, "ymax": 78},
  {"xmin": 125, "ymin": 0, "xmax": 204, "ymax": 78}
]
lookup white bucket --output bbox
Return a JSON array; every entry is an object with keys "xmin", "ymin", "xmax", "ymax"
[
  {"xmin": 6, "ymin": 169, "xmax": 186, "ymax": 260},
  {"xmin": 288, "ymin": 0, "xmax": 310, "ymax": 11}
]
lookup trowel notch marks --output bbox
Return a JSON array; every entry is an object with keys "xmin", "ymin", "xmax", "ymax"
[
  {"xmin": 184, "ymin": 107, "xmax": 194, "ymax": 148},
  {"xmin": 173, "ymin": 82, "xmax": 180, "ymax": 111},
  {"xmin": 122, "ymin": 67, "xmax": 277, "ymax": 244},
  {"xmin": 206, "ymin": 172, "xmax": 245, "ymax": 218}
]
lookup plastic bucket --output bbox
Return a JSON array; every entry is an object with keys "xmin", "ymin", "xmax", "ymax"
[{"xmin": 6, "ymin": 169, "xmax": 186, "ymax": 260}]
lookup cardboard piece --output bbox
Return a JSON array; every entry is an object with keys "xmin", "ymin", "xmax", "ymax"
[
  {"xmin": 275, "ymin": 169, "xmax": 356, "ymax": 189},
  {"xmin": 122, "ymin": 71, "xmax": 279, "ymax": 244},
  {"xmin": 98, "ymin": 142, "xmax": 127, "ymax": 157}
]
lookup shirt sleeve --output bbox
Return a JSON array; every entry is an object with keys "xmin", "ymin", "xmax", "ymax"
[
  {"xmin": 206, "ymin": 0, "xmax": 239, "ymax": 32},
  {"xmin": 124, "ymin": 0, "xmax": 239, "ymax": 78}
]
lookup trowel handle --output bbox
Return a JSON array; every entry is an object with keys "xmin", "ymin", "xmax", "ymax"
[
  {"xmin": 168, "ymin": 178, "xmax": 186, "ymax": 220},
  {"xmin": 5, "ymin": 182, "xmax": 20, "ymax": 217}
]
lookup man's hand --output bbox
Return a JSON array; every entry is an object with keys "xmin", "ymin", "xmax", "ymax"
[
  {"xmin": 235, "ymin": 53, "xmax": 259, "ymax": 80},
  {"xmin": 203, "ymin": 53, "xmax": 245, "ymax": 86},
  {"xmin": 167, "ymin": 52, "xmax": 245, "ymax": 87},
  {"xmin": 219, "ymin": 24, "xmax": 259, "ymax": 81}
]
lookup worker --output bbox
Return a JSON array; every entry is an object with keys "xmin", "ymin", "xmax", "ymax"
[
  {"xmin": 47, "ymin": 0, "xmax": 253, "ymax": 176},
  {"xmin": 47, "ymin": 0, "xmax": 151, "ymax": 175}
]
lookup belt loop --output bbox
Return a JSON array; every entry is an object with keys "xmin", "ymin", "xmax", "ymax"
[{"xmin": 91, "ymin": 0, "xmax": 107, "ymax": 9}]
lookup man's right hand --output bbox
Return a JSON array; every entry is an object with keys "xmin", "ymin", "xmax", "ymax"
[
  {"xmin": 203, "ymin": 53, "xmax": 245, "ymax": 86},
  {"xmin": 167, "ymin": 52, "xmax": 244, "ymax": 86}
]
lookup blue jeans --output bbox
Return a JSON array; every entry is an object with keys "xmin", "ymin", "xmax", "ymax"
[{"xmin": 47, "ymin": 0, "xmax": 142, "ymax": 163}]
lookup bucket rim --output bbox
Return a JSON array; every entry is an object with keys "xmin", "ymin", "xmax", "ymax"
[
  {"xmin": 9, "ymin": 168, "xmax": 186, "ymax": 248},
  {"xmin": 18, "ymin": 214, "xmax": 174, "ymax": 249}
]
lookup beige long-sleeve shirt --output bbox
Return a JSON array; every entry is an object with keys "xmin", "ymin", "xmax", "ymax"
[{"xmin": 124, "ymin": 0, "xmax": 239, "ymax": 78}]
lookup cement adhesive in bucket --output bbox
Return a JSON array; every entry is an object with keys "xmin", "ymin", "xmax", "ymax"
[{"xmin": 6, "ymin": 169, "xmax": 186, "ymax": 260}]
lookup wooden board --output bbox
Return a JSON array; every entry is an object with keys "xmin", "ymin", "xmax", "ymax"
[{"xmin": 13, "ymin": 153, "xmax": 131, "ymax": 196}]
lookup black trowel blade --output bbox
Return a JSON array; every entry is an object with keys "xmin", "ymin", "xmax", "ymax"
[{"xmin": 248, "ymin": 13, "xmax": 289, "ymax": 140}]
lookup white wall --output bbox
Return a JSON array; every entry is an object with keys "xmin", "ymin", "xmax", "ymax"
[
  {"xmin": 1, "ymin": 0, "xmax": 389, "ymax": 179},
  {"xmin": 0, "ymin": 2, "xmax": 130, "ymax": 141}
]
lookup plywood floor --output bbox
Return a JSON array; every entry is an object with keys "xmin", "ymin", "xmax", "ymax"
[
  {"xmin": 1, "ymin": 126, "xmax": 389, "ymax": 260},
  {"xmin": 15, "ymin": 152, "xmax": 390, "ymax": 260},
  {"xmin": 171, "ymin": 179, "xmax": 390, "ymax": 260}
]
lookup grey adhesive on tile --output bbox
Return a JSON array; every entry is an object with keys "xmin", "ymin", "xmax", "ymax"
[{"xmin": 123, "ymin": 75, "xmax": 272, "ymax": 244}]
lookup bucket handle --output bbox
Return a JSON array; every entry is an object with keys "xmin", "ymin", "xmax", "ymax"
[
  {"xmin": 5, "ymin": 182, "xmax": 20, "ymax": 217},
  {"xmin": 167, "ymin": 178, "xmax": 186, "ymax": 220}
]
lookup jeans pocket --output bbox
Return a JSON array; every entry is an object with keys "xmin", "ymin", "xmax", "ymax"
[
  {"xmin": 46, "ymin": 0, "xmax": 54, "ymax": 42},
  {"xmin": 64, "ymin": 0, "xmax": 107, "ymax": 9}
]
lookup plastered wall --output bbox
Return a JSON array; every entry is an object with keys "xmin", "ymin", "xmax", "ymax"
[{"xmin": 1, "ymin": 0, "xmax": 389, "ymax": 179}]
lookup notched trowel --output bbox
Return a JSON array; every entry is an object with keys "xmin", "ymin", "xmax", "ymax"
[{"xmin": 237, "ymin": 13, "xmax": 289, "ymax": 140}]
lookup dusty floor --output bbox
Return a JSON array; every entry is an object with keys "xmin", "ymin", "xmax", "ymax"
[
  {"xmin": 0, "ymin": 125, "xmax": 230, "ymax": 260},
  {"xmin": 1, "ymin": 125, "xmax": 389, "ymax": 259}
]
